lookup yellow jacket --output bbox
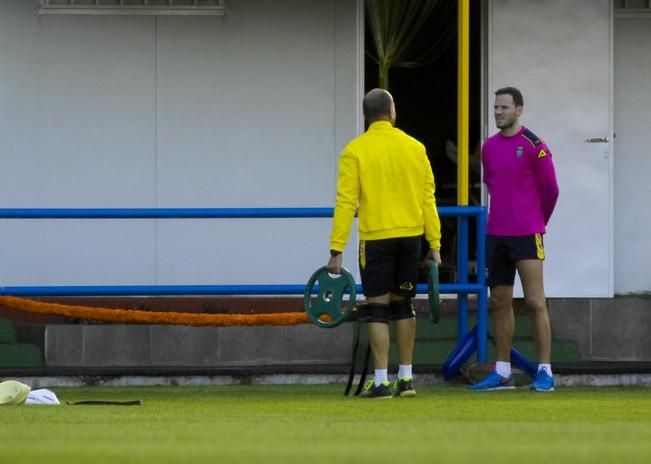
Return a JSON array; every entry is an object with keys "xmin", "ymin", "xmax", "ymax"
[{"xmin": 330, "ymin": 121, "xmax": 441, "ymax": 252}]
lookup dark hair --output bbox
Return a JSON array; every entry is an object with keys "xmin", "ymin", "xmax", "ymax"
[
  {"xmin": 495, "ymin": 86, "xmax": 524, "ymax": 107},
  {"xmin": 363, "ymin": 88, "xmax": 393, "ymax": 122}
]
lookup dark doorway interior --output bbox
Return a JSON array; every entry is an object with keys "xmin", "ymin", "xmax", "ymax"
[{"xmin": 364, "ymin": 1, "xmax": 482, "ymax": 282}]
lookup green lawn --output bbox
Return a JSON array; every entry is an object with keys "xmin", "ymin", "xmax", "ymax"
[{"xmin": 1, "ymin": 384, "xmax": 650, "ymax": 463}]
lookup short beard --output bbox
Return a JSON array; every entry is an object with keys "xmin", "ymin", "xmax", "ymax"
[{"xmin": 497, "ymin": 119, "xmax": 515, "ymax": 130}]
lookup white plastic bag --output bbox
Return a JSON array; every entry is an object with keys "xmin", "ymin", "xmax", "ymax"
[{"xmin": 25, "ymin": 388, "xmax": 60, "ymax": 405}]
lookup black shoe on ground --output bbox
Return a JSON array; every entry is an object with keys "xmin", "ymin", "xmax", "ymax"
[
  {"xmin": 359, "ymin": 380, "xmax": 392, "ymax": 399},
  {"xmin": 393, "ymin": 377, "xmax": 416, "ymax": 397}
]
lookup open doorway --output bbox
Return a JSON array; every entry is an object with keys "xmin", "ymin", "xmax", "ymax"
[{"xmin": 364, "ymin": 0, "xmax": 482, "ymax": 282}]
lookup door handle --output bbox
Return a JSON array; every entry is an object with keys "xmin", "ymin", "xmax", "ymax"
[{"xmin": 585, "ymin": 137, "xmax": 609, "ymax": 143}]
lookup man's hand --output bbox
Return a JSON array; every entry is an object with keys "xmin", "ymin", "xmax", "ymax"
[
  {"xmin": 427, "ymin": 249, "xmax": 442, "ymax": 265},
  {"xmin": 327, "ymin": 254, "xmax": 343, "ymax": 274}
]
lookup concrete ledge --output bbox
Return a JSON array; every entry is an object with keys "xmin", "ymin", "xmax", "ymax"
[
  {"xmin": 45, "ymin": 324, "xmax": 352, "ymax": 368},
  {"xmin": 39, "ymin": 296, "xmax": 651, "ymax": 370},
  {"xmin": 548, "ymin": 296, "xmax": 651, "ymax": 361}
]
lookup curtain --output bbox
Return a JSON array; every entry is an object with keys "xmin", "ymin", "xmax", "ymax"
[{"xmin": 367, "ymin": 0, "xmax": 457, "ymax": 89}]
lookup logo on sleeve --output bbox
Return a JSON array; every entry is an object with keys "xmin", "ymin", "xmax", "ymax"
[
  {"xmin": 537, "ymin": 149, "xmax": 548, "ymax": 159},
  {"xmin": 399, "ymin": 282, "xmax": 414, "ymax": 291}
]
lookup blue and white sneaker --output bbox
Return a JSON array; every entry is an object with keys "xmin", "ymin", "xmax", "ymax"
[
  {"xmin": 469, "ymin": 371, "xmax": 515, "ymax": 391},
  {"xmin": 530, "ymin": 367, "xmax": 555, "ymax": 392}
]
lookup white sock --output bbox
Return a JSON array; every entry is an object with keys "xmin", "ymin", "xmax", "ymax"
[
  {"xmin": 495, "ymin": 361, "xmax": 511, "ymax": 377},
  {"xmin": 398, "ymin": 364, "xmax": 413, "ymax": 380},
  {"xmin": 538, "ymin": 363, "xmax": 553, "ymax": 377},
  {"xmin": 374, "ymin": 369, "xmax": 388, "ymax": 386}
]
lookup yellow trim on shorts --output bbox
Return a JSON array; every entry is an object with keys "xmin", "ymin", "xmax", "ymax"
[
  {"xmin": 359, "ymin": 240, "xmax": 366, "ymax": 269},
  {"xmin": 535, "ymin": 233, "xmax": 545, "ymax": 260}
]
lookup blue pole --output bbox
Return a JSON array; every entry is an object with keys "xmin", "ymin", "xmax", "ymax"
[
  {"xmin": 0, "ymin": 208, "xmax": 335, "ymax": 219},
  {"xmin": 476, "ymin": 208, "xmax": 488, "ymax": 363},
  {"xmin": 0, "ymin": 282, "xmax": 484, "ymax": 297},
  {"xmin": 0, "ymin": 206, "xmax": 485, "ymax": 219},
  {"xmin": 456, "ymin": 216, "xmax": 469, "ymax": 341},
  {"xmin": 0, "ymin": 284, "xmax": 308, "ymax": 297}
]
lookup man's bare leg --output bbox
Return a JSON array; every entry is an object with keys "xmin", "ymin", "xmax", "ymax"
[
  {"xmin": 490, "ymin": 285, "xmax": 515, "ymax": 362},
  {"xmin": 391, "ymin": 294, "xmax": 415, "ymax": 366},
  {"xmin": 470, "ymin": 284, "xmax": 516, "ymax": 389},
  {"xmin": 516, "ymin": 259, "xmax": 551, "ymax": 363},
  {"xmin": 391, "ymin": 293, "xmax": 417, "ymax": 396},
  {"xmin": 366, "ymin": 293, "xmax": 391, "ymax": 375}
]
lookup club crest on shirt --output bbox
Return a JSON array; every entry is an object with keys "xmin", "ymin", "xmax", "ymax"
[{"xmin": 516, "ymin": 146, "xmax": 524, "ymax": 158}]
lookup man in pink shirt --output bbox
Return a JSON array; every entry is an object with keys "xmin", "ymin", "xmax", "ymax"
[{"xmin": 471, "ymin": 87, "xmax": 559, "ymax": 392}]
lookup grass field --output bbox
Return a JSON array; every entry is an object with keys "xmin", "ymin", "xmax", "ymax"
[{"xmin": 1, "ymin": 384, "xmax": 650, "ymax": 463}]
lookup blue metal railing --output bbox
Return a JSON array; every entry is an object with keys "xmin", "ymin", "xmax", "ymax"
[
  {"xmin": 0, "ymin": 206, "xmax": 488, "ymax": 362},
  {"xmin": 0, "ymin": 208, "xmax": 335, "ymax": 219}
]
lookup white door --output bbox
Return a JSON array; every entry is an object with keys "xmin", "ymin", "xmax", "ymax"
[
  {"xmin": 486, "ymin": 0, "xmax": 613, "ymax": 297},
  {"xmin": 614, "ymin": 13, "xmax": 651, "ymax": 293}
]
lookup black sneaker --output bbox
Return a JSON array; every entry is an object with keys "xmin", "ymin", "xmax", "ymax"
[
  {"xmin": 359, "ymin": 380, "xmax": 392, "ymax": 399},
  {"xmin": 393, "ymin": 377, "xmax": 416, "ymax": 397}
]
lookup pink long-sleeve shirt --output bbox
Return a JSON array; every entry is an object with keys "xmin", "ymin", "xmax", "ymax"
[{"xmin": 481, "ymin": 126, "xmax": 559, "ymax": 236}]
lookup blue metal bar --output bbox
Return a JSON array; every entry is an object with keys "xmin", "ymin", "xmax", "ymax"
[
  {"xmin": 476, "ymin": 208, "xmax": 488, "ymax": 363},
  {"xmin": 0, "ymin": 285, "xmax": 309, "ymax": 297},
  {"xmin": 456, "ymin": 216, "xmax": 469, "ymax": 342},
  {"xmin": 0, "ymin": 206, "xmax": 484, "ymax": 219},
  {"xmin": 0, "ymin": 283, "xmax": 484, "ymax": 297},
  {"xmin": 0, "ymin": 208, "xmax": 334, "ymax": 219}
]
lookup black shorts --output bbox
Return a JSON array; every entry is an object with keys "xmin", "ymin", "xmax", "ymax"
[
  {"xmin": 486, "ymin": 234, "xmax": 545, "ymax": 287},
  {"xmin": 359, "ymin": 235, "xmax": 421, "ymax": 298}
]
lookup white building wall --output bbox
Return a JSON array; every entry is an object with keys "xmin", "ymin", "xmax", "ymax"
[
  {"xmin": 613, "ymin": 16, "xmax": 651, "ymax": 294},
  {"xmin": 0, "ymin": 0, "xmax": 361, "ymax": 287}
]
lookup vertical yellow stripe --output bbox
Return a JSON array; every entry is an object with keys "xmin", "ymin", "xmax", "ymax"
[
  {"xmin": 359, "ymin": 240, "xmax": 366, "ymax": 269},
  {"xmin": 457, "ymin": 0, "xmax": 470, "ymax": 206},
  {"xmin": 535, "ymin": 234, "xmax": 545, "ymax": 259}
]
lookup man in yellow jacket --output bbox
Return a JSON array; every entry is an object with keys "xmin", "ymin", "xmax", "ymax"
[{"xmin": 327, "ymin": 88, "xmax": 442, "ymax": 398}]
